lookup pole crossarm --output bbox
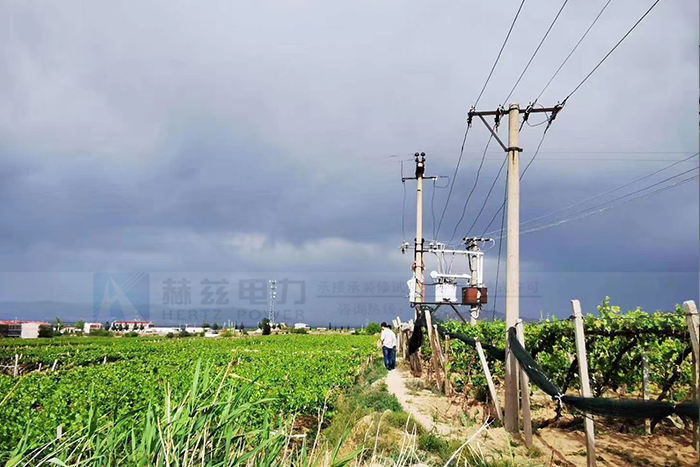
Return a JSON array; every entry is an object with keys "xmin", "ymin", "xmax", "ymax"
[{"xmin": 468, "ymin": 107, "xmax": 560, "ymax": 117}]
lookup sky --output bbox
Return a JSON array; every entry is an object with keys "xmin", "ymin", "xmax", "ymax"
[{"xmin": 0, "ymin": 0, "xmax": 697, "ymax": 326}]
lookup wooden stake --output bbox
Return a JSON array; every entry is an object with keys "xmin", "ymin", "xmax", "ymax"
[
  {"xmin": 444, "ymin": 336, "xmax": 452, "ymax": 396},
  {"xmin": 13, "ymin": 354, "xmax": 18, "ymax": 377},
  {"xmin": 684, "ymin": 301, "xmax": 699, "ymax": 364},
  {"xmin": 571, "ymin": 299, "xmax": 596, "ymax": 467},
  {"xmin": 475, "ymin": 338, "xmax": 503, "ymax": 424},
  {"xmin": 683, "ymin": 300, "xmax": 699, "ymax": 451},
  {"xmin": 425, "ymin": 310, "xmax": 442, "ymax": 387},
  {"xmin": 433, "ymin": 324, "xmax": 446, "ymax": 390},
  {"xmin": 51, "ymin": 359, "xmax": 57, "ymax": 373},
  {"xmin": 642, "ymin": 353, "xmax": 651, "ymax": 435},
  {"xmin": 516, "ymin": 320, "xmax": 532, "ymax": 447}
]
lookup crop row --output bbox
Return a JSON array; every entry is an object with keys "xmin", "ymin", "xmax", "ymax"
[
  {"xmin": 435, "ymin": 299, "xmax": 695, "ymax": 404},
  {"xmin": 0, "ymin": 334, "xmax": 377, "ymax": 454}
]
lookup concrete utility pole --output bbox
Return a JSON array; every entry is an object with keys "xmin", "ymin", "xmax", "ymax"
[
  {"xmin": 268, "ymin": 280, "xmax": 277, "ymax": 325},
  {"xmin": 414, "ymin": 152, "xmax": 425, "ymax": 305},
  {"xmin": 504, "ymin": 103, "xmax": 521, "ymax": 432},
  {"xmin": 467, "ymin": 102, "xmax": 562, "ymax": 434}
]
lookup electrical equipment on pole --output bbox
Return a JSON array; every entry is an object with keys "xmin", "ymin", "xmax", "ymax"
[{"xmin": 399, "ymin": 154, "xmax": 493, "ymax": 320}]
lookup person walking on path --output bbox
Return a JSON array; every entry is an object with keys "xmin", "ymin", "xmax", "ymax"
[{"xmin": 380, "ymin": 322, "xmax": 397, "ymax": 370}]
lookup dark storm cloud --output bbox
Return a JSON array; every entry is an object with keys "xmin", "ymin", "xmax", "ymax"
[{"xmin": 0, "ymin": 0, "xmax": 696, "ymax": 320}]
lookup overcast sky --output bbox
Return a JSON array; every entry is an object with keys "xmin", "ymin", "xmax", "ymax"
[{"xmin": 0, "ymin": 0, "xmax": 697, "ymax": 325}]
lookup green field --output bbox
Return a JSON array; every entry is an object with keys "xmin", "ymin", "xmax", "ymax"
[{"xmin": 0, "ymin": 334, "xmax": 377, "ymax": 458}]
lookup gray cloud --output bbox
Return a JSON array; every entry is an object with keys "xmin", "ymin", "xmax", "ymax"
[{"xmin": 0, "ymin": 0, "xmax": 696, "ymax": 322}]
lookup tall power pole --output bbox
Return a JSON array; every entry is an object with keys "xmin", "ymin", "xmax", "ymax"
[
  {"xmin": 400, "ymin": 152, "xmax": 430, "ymax": 377},
  {"xmin": 467, "ymin": 102, "xmax": 562, "ymax": 434},
  {"xmin": 414, "ymin": 152, "xmax": 425, "ymax": 305},
  {"xmin": 504, "ymin": 103, "xmax": 521, "ymax": 433},
  {"xmin": 268, "ymin": 280, "xmax": 277, "ymax": 325}
]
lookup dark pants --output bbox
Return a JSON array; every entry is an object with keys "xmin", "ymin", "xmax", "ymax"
[{"xmin": 382, "ymin": 346, "xmax": 396, "ymax": 370}]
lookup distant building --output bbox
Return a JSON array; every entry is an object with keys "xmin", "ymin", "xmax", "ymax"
[
  {"xmin": 21, "ymin": 322, "xmax": 50, "ymax": 339},
  {"xmin": 316, "ymin": 327, "xmax": 327, "ymax": 331},
  {"xmin": 143, "ymin": 327, "xmax": 180, "ymax": 335},
  {"xmin": 83, "ymin": 322, "xmax": 103, "ymax": 334},
  {"xmin": 294, "ymin": 323, "xmax": 309, "ymax": 330},
  {"xmin": 0, "ymin": 320, "xmax": 51, "ymax": 339},
  {"xmin": 111, "ymin": 320, "xmax": 154, "ymax": 331}
]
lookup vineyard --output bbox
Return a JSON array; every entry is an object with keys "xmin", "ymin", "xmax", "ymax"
[
  {"xmin": 0, "ymin": 334, "xmax": 377, "ymax": 457},
  {"xmin": 431, "ymin": 299, "xmax": 696, "ymax": 415}
]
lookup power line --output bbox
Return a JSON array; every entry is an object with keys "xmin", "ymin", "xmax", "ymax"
[
  {"xmin": 520, "ymin": 128, "xmax": 549, "ymax": 180},
  {"xmin": 447, "ymin": 135, "xmax": 494, "ymax": 246},
  {"xmin": 430, "ymin": 0, "xmax": 528, "ymax": 240},
  {"xmin": 474, "ymin": 0, "xmax": 528, "ymax": 108},
  {"xmin": 564, "ymin": 0, "xmax": 662, "ymax": 102},
  {"xmin": 518, "ymin": 152, "xmax": 698, "ymax": 229},
  {"xmin": 431, "ymin": 179, "xmax": 437, "ymax": 241},
  {"xmin": 435, "ymin": 125, "xmax": 472, "ymax": 239},
  {"xmin": 479, "ymin": 126, "xmax": 552, "ymax": 236},
  {"xmin": 536, "ymin": 0, "xmax": 613, "ymax": 102},
  {"xmin": 401, "ymin": 180, "xmax": 407, "ymax": 241},
  {"xmin": 517, "ymin": 173, "xmax": 699, "ymax": 236},
  {"xmin": 465, "ymin": 153, "xmax": 509, "ymax": 238},
  {"xmin": 485, "ymin": 166, "xmax": 699, "ymax": 238},
  {"xmin": 491, "ymin": 167, "xmax": 509, "ymax": 321},
  {"xmin": 436, "ymin": 0, "xmax": 528, "ymax": 240},
  {"xmin": 503, "ymin": 0, "xmax": 569, "ymax": 105}
]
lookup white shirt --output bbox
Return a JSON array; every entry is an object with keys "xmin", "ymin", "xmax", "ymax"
[{"xmin": 381, "ymin": 328, "xmax": 397, "ymax": 348}]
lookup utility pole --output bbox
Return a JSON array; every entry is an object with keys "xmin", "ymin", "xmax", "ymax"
[
  {"xmin": 467, "ymin": 102, "xmax": 563, "ymax": 434},
  {"xmin": 414, "ymin": 152, "xmax": 425, "ymax": 305},
  {"xmin": 268, "ymin": 280, "xmax": 277, "ymax": 325},
  {"xmin": 399, "ymin": 152, "xmax": 431, "ymax": 376},
  {"xmin": 505, "ymin": 103, "xmax": 521, "ymax": 433}
]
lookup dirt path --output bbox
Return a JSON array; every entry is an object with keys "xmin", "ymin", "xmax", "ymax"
[
  {"xmin": 386, "ymin": 366, "xmax": 699, "ymax": 467},
  {"xmin": 385, "ymin": 368, "xmax": 454, "ymax": 436}
]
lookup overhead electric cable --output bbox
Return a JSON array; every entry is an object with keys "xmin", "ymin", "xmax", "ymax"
[
  {"xmin": 401, "ymin": 179, "xmax": 407, "ymax": 241},
  {"xmin": 518, "ymin": 152, "xmax": 699, "ymax": 228},
  {"xmin": 474, "ymin": 0, "xmax": 528, "ymax": 108},
  {"xmin": 447, "ymin": 135, "xmax": 494, "ymax": 246},
  {"xmin": 517, "ymin": 173, "xmax": 699, "ymax": 236},
  {"xmin": 503, "ymin": 0, "xmax": 569, "ymax": 105},
  {"xmin": 484, "ymin": 166, "xmax": 699, "ymax": 238},
  {"xmin": 435, "ymin": 126, "xmax": 471, "ymax": 239},
  {"xmin": 465, "ymin": 153, "xmax": 509, "ymax": 238},
  {"xmin": 479, "ymin": 126, "xmax": 552, "ymax": 236},
  {"xmin": 437, "ymin": 0, "xmax": 529, "ymax": 241},
  {"xmin": 536, "ymin": 0, "xmax": 613, "ymax": 102},
  {"xmin": 491, "ymin": 169, "xmax": 509, "ymax": 321},
  {"xmin": 563, "ymin": 0, "xmax": 662, "ymax": 102}
]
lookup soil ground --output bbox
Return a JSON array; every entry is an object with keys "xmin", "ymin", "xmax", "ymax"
[{"xmin": 385, "ymin": 365, "xmax": 698, "ymax": 467}]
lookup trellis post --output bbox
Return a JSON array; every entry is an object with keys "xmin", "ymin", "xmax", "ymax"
[
  {"xmin": 642, "ymin": 353, "xmax": 651, "ymax": 435},
  {"xmin": 474, "ymin": 337, "xmax": 503, "ymax": 423},
  {"xmin": 682, "ymin": 300, "xmax": 698, "ymax": 451},
  {"xmin": 444, "ymin": 336, "xmax": 452, "ymax": 396},
  {"xmin": 572, "ymin": 299, "xmax": 596, "ymax": 467}
]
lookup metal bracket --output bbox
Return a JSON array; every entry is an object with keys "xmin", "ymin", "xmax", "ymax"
[{"xmin": 477, "ymin": 114, "xmax": 508, "ymax": 152}]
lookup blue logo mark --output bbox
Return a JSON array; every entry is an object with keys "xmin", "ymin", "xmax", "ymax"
[{"xmin": 93, "ymin": 273, "xmax": 150, "ymax": 322}]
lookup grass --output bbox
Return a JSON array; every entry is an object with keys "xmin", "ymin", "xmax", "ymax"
[
  {"xmin": 5, "ymin": 361, "xmax": 360, "ymax": 467},
  {"xmin": 5, "ymin": 356, "xmax": 538, "ymax": 467}
]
